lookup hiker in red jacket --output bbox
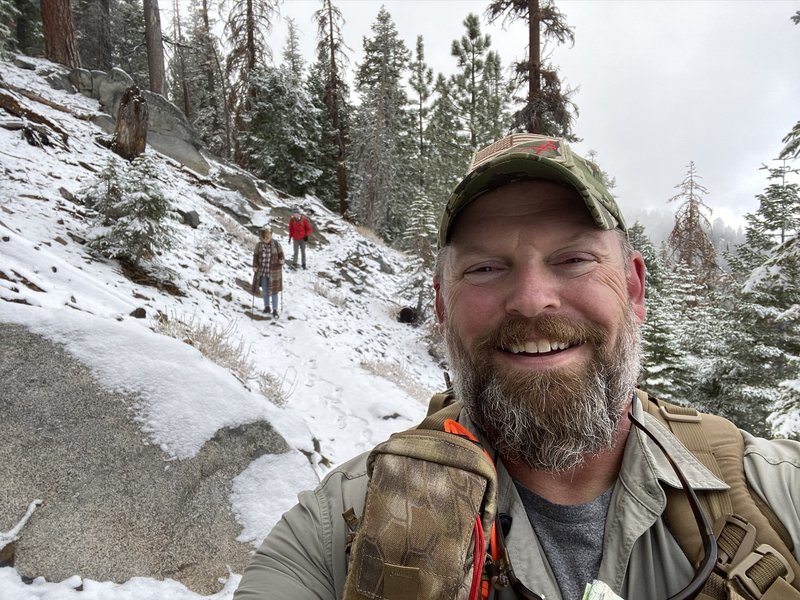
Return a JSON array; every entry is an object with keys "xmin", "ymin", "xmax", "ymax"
[{"xmin": 288, "ymin": 206, "xmax": 312, "ymax": 269}]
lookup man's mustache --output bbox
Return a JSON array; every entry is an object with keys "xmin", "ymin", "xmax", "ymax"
[{"xmin": 473, "ymin": 315, "xmax": 609, "ymax": 354}]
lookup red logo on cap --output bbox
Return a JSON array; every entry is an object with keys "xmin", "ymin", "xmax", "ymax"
[{"xmin": 534, "ymin": 140, "xmax": 558, "ymax": 154}]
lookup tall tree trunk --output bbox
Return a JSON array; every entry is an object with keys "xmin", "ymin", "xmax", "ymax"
[
  {"xmin": 98, "ymin": 0, "xmax": 113, "ymax": 70},
  {"xmin": 143, "ymin": 0, "xmax": 166, "ymax": 96},
  {"xmin": 245, "ymin": 0, "xmax": 256, "ymax": 71},
  {"xmin": 528, "ymin": 0, "xmax": 544, "ymax": 133},
  {"xmin": 201, "ymin": 0, "xmax": 219, "ymax": 131},
  {"xmin": 41, "ymin": 0, "xmax": 81, "ymax": 68},
  {"xmin": 326, "ymin": 1, "xmax": 349, "ymax": 217},
  {"xmin": 212, "ymin": 46, "xmax": 233, "ymax": 159},
  {"xmin": 172, "ymin": 0, "xmax": 190, "ymax": 117}
]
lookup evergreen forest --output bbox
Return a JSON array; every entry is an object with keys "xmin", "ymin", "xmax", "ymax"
[{"xmin": 1, "ymin": 0, "xmax": 798, "ymax": 438}]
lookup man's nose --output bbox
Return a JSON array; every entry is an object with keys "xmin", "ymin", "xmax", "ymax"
[{"xmin": 504, "ymin": 264, "xmax": 561, "ymax": 318}]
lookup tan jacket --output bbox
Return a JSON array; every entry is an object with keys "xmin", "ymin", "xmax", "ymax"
[{"xmin": 234, "ymin": 398, "xmax": 800, "ymax": 599}]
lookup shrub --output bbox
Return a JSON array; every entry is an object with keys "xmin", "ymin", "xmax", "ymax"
[{"xmin": 84, "ymin": 156, "xmax": 174, "ymax": 266}]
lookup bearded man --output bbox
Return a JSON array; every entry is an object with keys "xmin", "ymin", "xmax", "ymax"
[{"xmin": 235, "ymin": 134, "xmax": 800, "ymax": 600}]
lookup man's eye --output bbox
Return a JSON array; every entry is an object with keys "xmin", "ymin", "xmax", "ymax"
[
  {"xmin": 559, "ymin": 254, "xmax": 595, "ymax": 265},
  {"xmin": 462, "ymin": 264, "xmax": 506, "ymax": 283}
]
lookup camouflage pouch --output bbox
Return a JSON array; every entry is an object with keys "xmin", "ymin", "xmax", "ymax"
[{"xmin": 342, "ymin": 428, "xmax": 497, "ymax": 600}]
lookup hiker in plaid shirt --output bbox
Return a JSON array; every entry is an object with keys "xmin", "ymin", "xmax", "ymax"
[{"xmin": 252, "ymin": 228, "xmax": 284, "ymax": 318}]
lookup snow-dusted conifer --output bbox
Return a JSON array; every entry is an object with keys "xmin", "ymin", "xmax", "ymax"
[
  {"xmin": 349, "ymin": 6, "xmax": 412, "ymax": 242},
  {"xmin": 110, "ymin": 0, "xmax": 149, "ymax": 86},
  {"xmin": 85, "ymin": 156, "xmax": 174, "ymax": 266},
  {"xmin": 631, "ymin": 225, "xmax": 686, "ymax": 402},
  {"xmin": 242, "ymin": 64, "xmax": 324, "ymax": 198},
  {"xmin": 450, "ymin": 13, "xmax": 492, "ymax": 150},
  {"xmin": 0, "ymin": 0, "xmax": 20, "ymax": 51},
  {"xmin": 425, "ymin": 74, "xmax": 470, "ymax": 216},
  {"xmin": 312, "ymin": 0, "xmax": 351, "ymax": 217}
]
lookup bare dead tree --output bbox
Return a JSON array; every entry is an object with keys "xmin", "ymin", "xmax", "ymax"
[
  {"xmin": 112, "ymin": 86, "xmax": 148, "ymax": 161},
  {"xmin": 668, "ymin": 161, "xmax": 718, "ymax": 285}
]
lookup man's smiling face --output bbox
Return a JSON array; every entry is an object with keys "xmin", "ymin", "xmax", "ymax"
[{"xmin": 434, "ymin": 180, "xmax": 646, "ymax": 472}]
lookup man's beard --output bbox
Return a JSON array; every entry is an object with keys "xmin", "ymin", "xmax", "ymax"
[{"xmin": 445, "ymin": 310, "xmax": 641, "ymax": 473}]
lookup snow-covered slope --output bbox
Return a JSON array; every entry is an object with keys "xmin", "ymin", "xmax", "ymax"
[{"xmin": 0, "ymin": 56, "xmax": 443, "ymax": 598}]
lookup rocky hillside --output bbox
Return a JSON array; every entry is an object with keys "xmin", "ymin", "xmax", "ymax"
[{"xmin": 0, "ymin": 55, "xmax": 444, "ymax": 596}]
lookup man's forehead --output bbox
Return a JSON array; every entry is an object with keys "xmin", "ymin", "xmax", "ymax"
[{"xmin": 450, "ymin": 180, "xmax": 594, "ymax": 231}]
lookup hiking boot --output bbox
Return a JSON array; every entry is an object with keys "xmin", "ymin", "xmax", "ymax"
[
  {"xmin": 262, "ymin": 307, "xmax": 269, "ymax": 313},
  {"xmin": 272, "ymin": 310, "xmax": 279, "ymax": 318}
]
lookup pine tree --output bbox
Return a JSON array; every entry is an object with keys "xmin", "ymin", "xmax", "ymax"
[
  {"xmin": 41, "ymin": 0, "xmax": 81, "ymax": 68},
  {"xmin": 306, "ymin": 54, "xmax": 345, "ymax": 210},
  {"xmin": 402, "ymin": 35, "xmax": 438, "ymax": 253},
  {"xmin": 781, "ymin": 121, "xmax": 800, "ymax": 161},
  {"xmin": 643, "ymin": 249, "xmax": 700, "ymax": 403},
  {"xmin": 0, "ymin": 0, "xmax": 19, "ymax": 50},
  {"xmin": 349, "ymin": 6, "xmax": 412, "ymax": 241},
  {"xmin": 182, "ymin": 0, "xmax": 230, "ymax": 157},
  {"xmin": 631, "ymin": 224, "xmax": 686, "ymax": 402},
  {"xmin": 744, "ymin": 237, "xmax": 800, "ymax": 438},
  {"xmin": 409, "ymin": 35, "xmax": 433, "ymax": 188},
  {"xmin": 667, "ymin": 161, "xmax": 718, "ymax": 288},
  {"xmin": 450, "ymin": 13, "xmax": 492, "ymax": 150},
  {"xmin": 727, "ymin": 162, "xmax": 799, "ymax": 282},
  {"xmin": 111, "ymin": 0, "xmax": 149, "ymax": 86},
  {"xmin": 242, "ymin": 63, "xmax": 325, "ymax": 199},
  {"xmin": 700, "ymin": 155, "xmax": 800, "ymax": 438},
  {"xmin": 486, "ymin": 0, "xmax": 577, "ymax": 138},
  {"xmin": 778, "ymin": 13, "xmax": 799, "ymax": 161},
  {"xmin": 73, "ymin": 0, "xmax": 112, "ymax": 69},
  {"xmin": 282, "ymin": 17, "xmax": 304, "ymax": 80},
  {"xmin": 482, "ymin": 49, "xmax": 511, "ymax": 142},
  {"xmin": 425, "ymin": 74, "xmax": 471, "ymax": 218},
  {"xmin": 223, "ymin": 0, "xmax": 280, "ymax": 163},
  {"xmin": 313, "ymin": 0, "xmax": 351, "ymax": 217},
  {"xmin": 752, "ymin": 161, "xmax": 800, "ymax": 245},
  {"xmin": 84, "ymin": 156, "xmax": 175, "ymax": 267}
]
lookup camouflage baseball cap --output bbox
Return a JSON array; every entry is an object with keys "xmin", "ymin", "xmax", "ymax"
[{"xmin": 437, "ymin": 133, "xmax": 626, "ymax": 247}]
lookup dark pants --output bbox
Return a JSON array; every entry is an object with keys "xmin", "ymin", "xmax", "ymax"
[{"xmin": 292, "ymin": 239, "xmax": 306, "ymax": 268}]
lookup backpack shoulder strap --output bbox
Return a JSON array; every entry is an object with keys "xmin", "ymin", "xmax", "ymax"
[{"xmin": 637, "ymin": 389, "xmax": 800, "ymax": 599}]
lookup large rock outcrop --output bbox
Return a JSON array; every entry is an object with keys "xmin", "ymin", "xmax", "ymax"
[{"xmin": 0, "ymin": 324, "xmax": 289, "ymax": 593}]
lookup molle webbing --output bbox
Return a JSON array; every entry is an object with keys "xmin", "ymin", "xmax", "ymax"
[
  {"xmin": 641, "ymin": 392, "xmax": 800, "ymax": 599},
  {"xmin": 341, "ymin": 427, "xmax": 497, "ymax": 600}
]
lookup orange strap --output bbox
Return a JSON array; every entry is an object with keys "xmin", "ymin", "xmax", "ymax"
[{"xmin": 444, "ymin": 419, "xmax": 499, "ymax": 600}]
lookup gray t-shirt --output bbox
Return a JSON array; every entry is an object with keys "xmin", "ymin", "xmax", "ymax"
[{"xmin": 515, "ymin": 483, "xmax": 614, "ymax": 600}]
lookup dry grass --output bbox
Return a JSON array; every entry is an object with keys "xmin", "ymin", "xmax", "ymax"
[
  {"xmin": 354, "ymin": 224, "xmax": 382, "ymax": 244},
  {"xmin": 360, "ymin": 359, "xmax": 430, "ymax": 404},
  {"xmin": 153, "ymin": 311, "xmax": 290, "ymax": 406},
  {"xmin": 313, "ymin": 279, "xmax": 347, "ymax": 307},
  {"xmin": 215, "ymin": 212, "xmax": 253, "ymax": 247}
]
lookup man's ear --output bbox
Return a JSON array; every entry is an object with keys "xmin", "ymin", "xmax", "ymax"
[
  {"xmin": 628, "ymin": 251, "xmax": 646, "ymax": 322},
  {"xmin": 433, "ymin": 276, "xmax": 446, "ymax": 330}
]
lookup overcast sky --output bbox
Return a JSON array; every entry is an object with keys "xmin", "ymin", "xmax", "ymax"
[{"xmin": 271, "ymin": 0, "xmax": 799, "ymax": 230}]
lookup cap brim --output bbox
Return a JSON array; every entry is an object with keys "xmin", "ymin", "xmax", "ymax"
[{"xmin": 438, "ymin": 154, "xmax": 621, "ymax": 247}]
